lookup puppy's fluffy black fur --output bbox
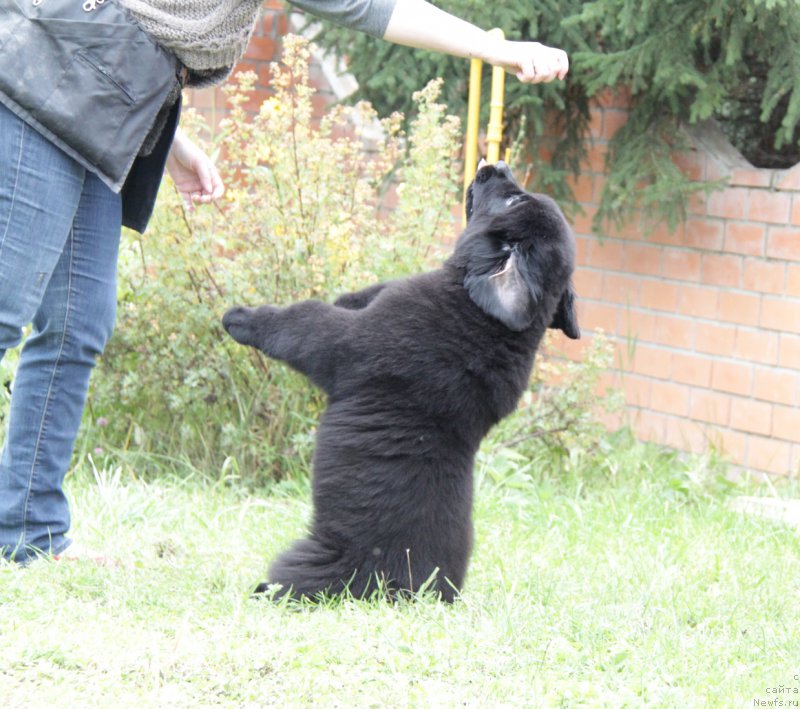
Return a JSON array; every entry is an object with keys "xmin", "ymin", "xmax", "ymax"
[{"xmin": 223, "ymin": 162, "xmax": 579, "ymax": 602}]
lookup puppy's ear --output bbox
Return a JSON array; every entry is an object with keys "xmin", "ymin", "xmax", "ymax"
[
  {"xmin": 465, "ymin": 251, "xmax": 539, "ymax": 331},
  {"xmin": 464, "ymin": 184, "xmax": 475, "ymax": 222},
  {"xmin": 549, "ymin": 284, "xmax": 580, "ymax": 339}
]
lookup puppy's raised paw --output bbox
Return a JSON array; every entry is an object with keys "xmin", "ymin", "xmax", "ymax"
[{"xmin": 222, "ymin": 305, "xmax": 272, "ymax": 349}]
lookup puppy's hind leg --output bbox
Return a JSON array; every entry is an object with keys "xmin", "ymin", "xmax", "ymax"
[{"xmin": 258, "ymin": 537, "xmax": 356, "ymax": 601}]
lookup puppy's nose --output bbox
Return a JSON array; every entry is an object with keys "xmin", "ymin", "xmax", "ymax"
[{"xmin": 495, "ymin": 161, "xmax": 511, "ymax": 177}]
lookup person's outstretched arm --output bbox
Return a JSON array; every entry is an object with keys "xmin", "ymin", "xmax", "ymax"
[
  {"xmin": 290, "ymin": 0, "xmax": 568, "ymax": 83},
  {"xmin": 382, "ymin": 0, "xmax": 568, "ymax": 83}
]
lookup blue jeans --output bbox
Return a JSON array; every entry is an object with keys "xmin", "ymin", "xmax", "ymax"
[{"xmin": 0, "ymin": 102, "xmax": 121, "ymax": 562}]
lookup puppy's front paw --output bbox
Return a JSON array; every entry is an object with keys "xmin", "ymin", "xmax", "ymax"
[{"xmin": 222, "ymin": 305, "xmax": 270, "ymax": 349}]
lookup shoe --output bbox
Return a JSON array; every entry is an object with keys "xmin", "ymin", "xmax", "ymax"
[{"xmin": 52, "ymin": 542, "xmax": 120, "ymax": 567}]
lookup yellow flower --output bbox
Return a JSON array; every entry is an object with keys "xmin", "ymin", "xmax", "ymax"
[{"xmin": 261, "ymin": 97, "xmax": 283, "ymax": 117}]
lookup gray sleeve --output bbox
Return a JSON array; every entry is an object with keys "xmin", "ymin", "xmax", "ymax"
[{"xmin": 287, "ymin": 0, "xmax": 398, "ymax": 38}]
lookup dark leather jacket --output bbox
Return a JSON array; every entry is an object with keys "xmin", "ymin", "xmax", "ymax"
[{"xmin": 0, "ymin": 0, "xmax": 182, "ymax": 232}]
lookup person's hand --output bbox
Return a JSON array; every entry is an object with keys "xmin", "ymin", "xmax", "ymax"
[
  {"xmin": 166, "ymin": 129, "xmax": 224, "ymax": 208},
  {"xmin": 483, "ymin": 39, "xmax": 569, "ymax": 84}
]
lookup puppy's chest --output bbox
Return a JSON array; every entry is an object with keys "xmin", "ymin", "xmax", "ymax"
[
  {"xmin": 465, "ymin": 338, "xmax": 537, "ymax": 407},
  {"xmin": 353, "ymin": 296, "xmax": 534, "ymax": 400},
  {"xmin": 466, "ymin": 345, "xmax": 531, "ymax": 385}
]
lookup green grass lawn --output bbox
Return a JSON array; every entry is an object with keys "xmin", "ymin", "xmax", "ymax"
[{"xmin": 2, "ymin": 441, "xmax": 798, "ymax": 708}]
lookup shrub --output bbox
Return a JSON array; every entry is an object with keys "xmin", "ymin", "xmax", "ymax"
[
  {"xmin": 83, "ymin": 36, "xmax": 461, "ymax": 483},
  {"xmin": 480, "ymin": 331, "xmax": 625, "ymax": 488}
]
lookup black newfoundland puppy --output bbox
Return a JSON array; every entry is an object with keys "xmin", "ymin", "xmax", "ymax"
[{"xmin": 222, "ymin": 161, "xmax": 579, "ymax": 602}]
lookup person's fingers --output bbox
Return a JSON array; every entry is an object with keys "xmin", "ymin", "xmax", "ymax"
[
  {"xmin": 185, "ymin": 160, "xmax": 218, "ymax": 203},
  {"xmin": 538, "ymin": 51, "xmax": 561, "ymax": 83},
  {"xmin": 511, "ymin": 44, "xmax": 569, "ymax": 84},
  {"xmin": 526, "ymin": 62, "xmax": 551, "ymax": 85},
  {"xmin": 208, "ymin": 163, "xmax": 224, "ymax": 199},
  {"xmin": 516, "ymin": 54, "xmax": 537, "ymax": 83},
  {"xmin": 196, "ymin": 155, "xmax": 224, "ymax": 200},
  {"xmin": 192, "ymin": 156, "xmax": 214, "ymax": 197},
  {"xmin": 555, "ymin": 49, "xmax": 570, "ymax": 80}
]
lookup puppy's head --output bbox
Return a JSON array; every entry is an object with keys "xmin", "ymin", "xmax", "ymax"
[{"xmin": 457, "ymin": 162, "xmax": 579, "ymax": 338}]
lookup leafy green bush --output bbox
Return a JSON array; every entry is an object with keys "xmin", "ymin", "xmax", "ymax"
[
  {"xmin": 83, "ymin": 36, "xmax": 461, "ymax": 482},
  {"xmin": 480, "ymin": 331, "xmax": 625, "ymax": 488}
]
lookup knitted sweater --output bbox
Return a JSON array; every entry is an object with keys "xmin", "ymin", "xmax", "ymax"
[{"xmin": 118, "ymin": 0, "xmax": 398, "ymax": 87}]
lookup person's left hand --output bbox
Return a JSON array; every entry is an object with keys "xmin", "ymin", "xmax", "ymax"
[
  {"xmin": 483, "ymin": 39, "xmax": 569, "ymax": 84},
  {"xmin": 166, "ymin": 129, "xmax": 224, "ymax": 208}
]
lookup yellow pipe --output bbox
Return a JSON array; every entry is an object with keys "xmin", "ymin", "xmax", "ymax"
[
  {"xmin": 485, "ymin": 28, "xmax": 506, "ymax": 164},
  {"xmin": 462, "ymin": 29, "xmax": 506, "ymax": 225},
  {"xmin": 462, "ymin": 56, "xmax": 482, "ymax": 225}
]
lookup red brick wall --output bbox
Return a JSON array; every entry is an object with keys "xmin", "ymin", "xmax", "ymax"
[{"xmin": 563, "ymin": 91, "xmax": 800, "ymax": 477}]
